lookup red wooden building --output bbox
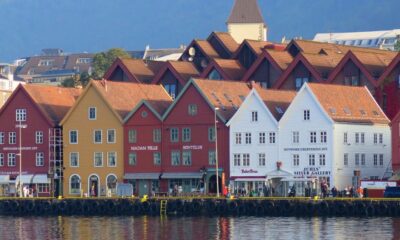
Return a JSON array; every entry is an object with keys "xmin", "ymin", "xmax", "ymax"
[
  {"xmin": 159, "ymin": 78, "xmax": 250, "ymax": 195},
  {"xmin": 392, "ymin": 111, "xmax": 400, "ymax": 171},
  {"xmin": 0, "ymin": 84, "xmax": 81, "ymax": 197}
]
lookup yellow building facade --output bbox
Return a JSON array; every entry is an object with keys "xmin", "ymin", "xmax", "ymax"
[{"xmin": 61, "ymin": 81, "xmax": 124, "ymax": 197}]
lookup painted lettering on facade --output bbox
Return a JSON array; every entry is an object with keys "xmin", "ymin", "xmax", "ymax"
[
  {"xmin": 2, "ymin": 147, "xmax": 38, "ymax": 151},
  {"xmin": 294, "ymin": 167, "xmax": 331, "ymax": 177},
  {"xmin": 241, "ymin": 169, "xmax": 258, "ymax": 174},
  {"xmin": 130, "ymin": 146, "xmax": 158, "ymax": 151},
  {"xmin": 283, "ymin": 147, "xmax": 328, "ymax": 152},
  {"xmin": 182, "ymin": 145, "xmax": 203, "ymax": 150}
]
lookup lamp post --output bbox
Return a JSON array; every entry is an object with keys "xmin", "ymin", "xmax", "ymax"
[
  {"xmin": 214, "ymin": 107, "xmax": 220, "ymax": 197},
  {"xmin": 16, "ymin": 121, "xmax": 27, "ymax": 198}
]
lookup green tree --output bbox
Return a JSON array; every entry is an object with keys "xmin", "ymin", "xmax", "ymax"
[
  {"xmin": 92, "ymin": 48, "xmax": 131, "ymax": 79},
  {"xmin": 61, "ymin": 72, "xmax": 92, "ymax": 88},
  {"xmin": 395, "ymin": 41, "xmax": 400, "ymax": 51}
]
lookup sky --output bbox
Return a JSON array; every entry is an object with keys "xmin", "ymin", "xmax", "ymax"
[{"xmin": 0, "ymin": 0, "xmax": 399, "ymax": 62}]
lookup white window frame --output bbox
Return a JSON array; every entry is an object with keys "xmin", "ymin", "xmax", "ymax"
[
  {"xmin": 94, "ymin": 152, "xmax": 103, "ymax": 167},
  {"xmin": 7, "ymin": 153, "xmax": 16, "ymax": 166},
  {"xmin": 0, "ymin": 153, "xmax": 4, "ymax": 166},
  {"xmin": 70, "ymin": 152, "xmax": 79, "ymax": 167},
  {"xmin": 293, "ymin": 154, "xmax": 300, "ymax": 166},
  {"xmin": 128, "ymin": 152, "xmax": 137, "ymax": 166},
  {"xmin": 9, "ymin": 132, "xmax": 16, "ymax": 144},
  {"xmin": 69, "ymin": 130, "xmax": 78, "ymax": 144},
  {"xmin": 319, "ymin": 154, "xmax": 326, "ymax": 166},
  {"xmin": 234, "ymin": 154, "xmax": 241, "ymax": 166},
  {"xmin": 69, "ymin": 174, "xmax": 81, "ymax": 195},
  {"xmin": 107, "ymin": 152, "xmax": 117, "ymax": 167},
  {"xmin": 269, "ymin": 132, "xmax": 276, "ymax": 144},
  {"xmin": 320, "ymin": 131, "xmax": 327, "ymax": 143},
  {"xmin": 16, "ymin": 109, "xmax": 27, "ymax": 122},
  {"xmin": 245, "ymin": 132, "xmax": 251, "ymax": 145},
  {"xmin": 310, "ymin": 131, "xmax": 317, "ymax": 143},
  {"xmin": 251, "ymin": 111, "xmax": 258, "ymax": 122},
  {"xmin": 304, "ymin": 110, "xmax": 310, "ymax": 120},
  {"xmin": 292, "ymin": 131, "xmax": 299, "ymax": 144},
  {"xmin": 35, "ymin": 152, "xmax": 44, "ymax": 166},
  {"xmin": 35, "ymin": 131, "xmax": 44, "ymax": 144},
  {"xmin": 235, "ymin": 133, "xmax": 242, "ymax": 145},
  {"xmin": 258, "ymin": 153, "xmax": 266, "ymax": 166},
  {"xmin": 107, "ymin": 129, "xmax": 116, "ymax": 144},
  {"xmin": 0, "ymin": 132, "xmax": 4, "ymax": 144},
  {"xmin": 93, "ymin": 129, "xmax": 102, "ymax": 144},
  {"xmin": 243, "ymin": 153, "xmax": 250, "ymax": 166},
  {"xmin": 88, "ymin": 107, "xmax": 97, "ymax": 120}
]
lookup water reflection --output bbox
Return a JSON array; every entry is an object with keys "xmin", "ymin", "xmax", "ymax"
[{"xmin": 0, "ymin": 216, "xmax": 396, "ymax": 240}]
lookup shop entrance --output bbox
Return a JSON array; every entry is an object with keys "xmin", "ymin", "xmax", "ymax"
[
  {"xmin": 208, "ymin": 175, "xmax": 222, "ymax": 194},
  {"xmin": 138, "ymin": 180, "xmax": 149, "ymax": 197},
  {"xmin": 89, "ymin": 175, "xmax": 99, "ymax": 197}
]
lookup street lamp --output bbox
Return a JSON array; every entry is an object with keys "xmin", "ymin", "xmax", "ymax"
[
  {"xmin": 214, "ymin": 107, "xmax": 220, "ymax": 197},
  {"xmin": 16, "ymin": 121, "xmax": 27, "ymax": 198}
]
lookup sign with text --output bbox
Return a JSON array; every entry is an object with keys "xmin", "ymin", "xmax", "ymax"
[
  {"xmin": 294, "ymin": 167, "xmax": 331, "ymax": 177},
  {"xmin": 3, "ymin": 146, "xmax": 38, "ymax": 151},
  {"xmin": 241, "ymin": 169, "xmax": 258, "ymax": 174},
  {"xmin": 182, "ymin": 145, "xmax": 203, "ymax": 150},
  {"xmin": 284, "ymin": 147, "xmax": 328, "ymax": 152},
  {"xmin": 130, "ymin": 146, "xmax": 158, "ymax": 151}
]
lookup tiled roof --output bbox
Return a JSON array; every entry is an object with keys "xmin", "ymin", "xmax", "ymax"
[
  {"xmin": 195, "ymin": 40, "xmax": 220, "ymax": 59},
  {"xmin": 246, "ymin": 40, "xmax": 275, "ymax": 55},
  {"xmin": 351, "ymin": 51, "xmax": 395, "ymax": 77},
  {"xmin": 227, "ymin": 0, "xmax": 265, "ymax": 24},
  {"xmin": 119, "ymin": 58, "xmax": 164, "ymax": 83},
  {"xmin": 192, "ymin": 78, "xmax": 251, "ymax": 121},
  {"xmin": 211, "ymin": 32, "xmax": 240, "ymax": 54},
  {"xmin": 92, "ymin": 80, "xmax": 172, "ymax": 119},
  {"xmin": 23, "ymin": 84, "xmax": 81, "ymax": 124},
  {"xmin": 253, "ymin": 85, "xmax": 296, "ymax": 121},
  {"xmin": 266, "ymin": 49, "xmax": 293, "ymax": 70},
  {"xmin": 307, "ymin": 83, "xmax": 389, "ymax": 124},
  {"xmin": 168, "ymin": 61, "xmax": 200, "ymax": 82},
  {"xmin": 213, "ymin": 59, "xmax": 246, "ymax": 80},
  {"xmin": 302, "ymin": 52, "xmax": 342, "ymax": 78}
]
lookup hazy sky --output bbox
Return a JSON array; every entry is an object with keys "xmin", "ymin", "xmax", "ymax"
[{"xmin": 0, "ymin": 0, "xmax": 399, "ymax": 62}]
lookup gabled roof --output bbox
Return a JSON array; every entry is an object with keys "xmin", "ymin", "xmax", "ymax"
[
  {"xmin": 162, "ymin": 78, "xmax": 250, "ymax": 123},
  {"xmin": 242, "ymin": 49, "xmax": 292, "ymax": 82},
  {"xmin": 306, "ymin": 83, "xmax": 389, "ymax": 124},
  {"xmin": 124, "ymin": 94, "xmax": 173, "ymax": 122},
  {"xmin": 103, "ymin": 58, "xmax": 164, "ymax": 83},
  {"xmin": 253, "ymin": 85, "xmax": 296, "ymax": 121},
  {"xmin": 201, "ymin": 59, "xmax": 246, "ymax": 80},
  {"xmin": 233, "ymin": 39, "xmax": 286, "ymax": 59},
  {"xmin": 0, "ymin": 84, "xmax": 81, "ymax": 126},
  {"xmin": 377, "ymin": 53, "xmax": 400, "ymax": 85},
  {"xmin": 207, "ymin": 32, "xmax": 240, "ymax": 56},
  {"xmin": 227, "ymin": 0, "xmax": 265, "ymax": 24},
  {"xmin": 181, "ymin": 40, "xmax": 220, "ymax": 61},
  {"xmin": 302, "ymin": 52, "xmax": 342, "ymax": 79},
  {"xmin": 273, "ymin": 53, "xmax": 324, "ymax": 89},
  {"xmin": 351, "ymin": 51, "xmax": 396, "ymax": 77},
  {"xmin": 151, "ymin": 61, "xmax": 200, "ymax": 86}
]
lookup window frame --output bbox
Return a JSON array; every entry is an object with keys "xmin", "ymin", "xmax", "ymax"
[
  {"xmin": 170, "ymin": 128, "xmax": 179, "ymax": 143},
  {"xmin": 70, "ymin": 152, "xmax": 79, "ymax": 167},
  {"xmin": 93, "ymin": 129, "xmax": 102, "ymax": 144},
  {"xmin": 15, "ymin": 109, "xmax": 27, "ymax": 122},
  {"xmin": 69, "ymin": 130, "xmax": 78, "ymax": 144},
  {"xmin": 88, "ymin": 107, "xmax": 97, "ymax": 120},
  {"xmin": 93, "ymin": 152, "xmax": 103, "ymax": 167},
  {"xmin": 107, "ymin": 129, "xmax": 116, "ymax": 144},
  {"xmin": 35, "ymin": 152, "xmax": 45, "ymax": 166},
  {"xmin": 35, "ymin": 131, "xmax": 44, "ymax": 144}
]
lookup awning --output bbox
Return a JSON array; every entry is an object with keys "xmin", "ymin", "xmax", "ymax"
[
  {"xmin": 161, "ymin": 172, "xmax": 203, "ymax": 179},
  {"xmin": 15, "ymin": 175, "xmax": 34, "ymax": 184},
  {"xmin": 0, "ymin": 175, "xmax": 9, "ymax": 184},
  {"xmin": 232, "ymin": 177, "xmax": 266, "ymax": 182},
  {"xmin": 266, "ymin": 168, "xmax": 293, "ymax": 179},
  {"xmin": 32, "ymin": 174, "xmax": 49, "ymax": 184},
  {"xmin": 124, "ymin": 173, "xmax": 161, "ymax": 180}
]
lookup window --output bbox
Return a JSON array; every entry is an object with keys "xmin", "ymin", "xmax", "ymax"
[
  {"xmin": 182, "ymin": 151, "xmax": 192, "ymax": 166},
  {"xmin": 304, "ymin": 110, "xmax": 310, "ymax": 120},
  {"xmin": 7, "ymin": 153, "xmax": 16, "ymax": 166},
  {"xmin": 295, "ymin": 77, "xmax": 309, "ymax": 90},
  {"xmin": 379, "ymin": 134, "xmax": 383, "ymax": 144},
  {"xmin": 88, "ymin": 107, "xmax": 96, "ymax": 120},
  {"xmin": 258, "ymin": 153, "xmax": 266, "ymax": 166},
  {"xmin": 35, "ymin": 131, "xmax": 43, "ymax": 144},
  {"xmin": 269, "ymin": 132, "xmax": 276, "ymax": 144},
  {"xmin": 0, "ymin": 132, "xmax": 3, "ymax": 144},
  {"xmin": 108, "ymin": 152, "xmax": 117, "ymax": 167},
  {"xmin": 9, "ymin": 132, "xmax": 16, "ymax": 144},
  {"xmin": 259, "ymin": 132, "xmax": 265, "ymax": 144},
  {"xmin": 77, "ymin": 58, "xmax": 92, "ymax": 64},
  {"xmin": 373, "ymin": 154, "xmax": 378, "ymax": 166},
  {"xmin": 94, "ymin": 152, "xmax": 103, "ymax": 167},
  {"xmin": 128, "ymin": 129, "xmax": 137, "ymax": 143},
  {"xmin": 234, "ymin": 154, "xmax": 241, "ymax": 166},
  {"xmin": 128, "ymin": 152, "xmax": 137, "ymax": 166},
  {"xmin": 70, "ymin": 152, "xmax": 79, "ymax": 167},
  {"xmin": 38, "ymin": 59, "xmax": 54, "ymax": 66},
  {"xmin": 245, "ymin": 133, "xmax": 251, "ymax": 144},
  {"xmin": 153, "ymin": 129, "xmax": 161, "ymax": 143},
  {"xmin": 309, "ymin": 154, "xmax": 315, "ymax": 166},
  {"xmin": 373, "ymin": 133, "xmax": 378, "ymax": 144},
  {"xmin": 208, "ymin": 69, "xmax": 222, "ymax": 80},
  {"xmin": 164, "ymin": 84, "xmax": 177, "ymax": 99},
  {"xmin": 360, "ymin": 133, "xmax": 365, "ymax": 144},
  {"xmin": 182, "ymin": 128, "xmax": 191, "ymax": 142},
  {"xmin": 106, "ymin": 175, "xmax": 117, "ymax": 194},
  {"xmin": 310, "ymin": 132, "xmax": 316, "ymax": 143},
  {"xmin": 292, "ymin": 132, "xmax": 299, "ymax": 144},
  {"xmin": 70, "ymin": 175, "xmax": 81, "ymax": 194},
  {"xmin": 94, "ymin": 130, "xmax": 102, "ymax": 144},
  {"xmin": 251, "ymin": 111, "xmax": 258, "ymax": 122},
  {"xmin": 0, "ymin": 153, "xmax": 4, "ymax": 166},
  {"xmin": 379, "ymin": 154, "xmax": 384, "ymax": 166},
  {"xmin": 243, "ymin": 154, "xmax": 250, "ymax": 166},
  {"xmin": 209, "ymin": 150, "xmax": 216, "ymax": 165},
  {"xmin": 293, "ymin": 154, "xmax": 300, "ymax": 166},
  {"xmin": 208, "ymin": 127, "xmax": 215, "ymax": 142},
  {"xmin": 153, "ymin": 152, "xmax": 161, "ymax": 165},
  {"xmin": 69, "ymin": 130, "xmax": 78, "ymax": 144},
  {"xmin": 36, "ymin": 152, "xmax": 44, "ymax": 166},
  {"xmin": 16, "ymin": 109, "xmax": 26, "ymax": 121},
  {"xmin": 355, "ymin": 133, "xmax": 360, "ymax": 144},
  {"xmin": 319, "ymin": 154, "xmax": 326, "ymax": 166},
  {"xmin": 320, "ymin": 131, "xmax": 327, "ymax": 143},
  {"xmin": 344, "ymin": 132, "xmax": 348, "ymax": 144},
  {"xmin": 355, "ymin": 153, "xmax": 360, "ymax": 166},
  {"xmin": 188, "ymin": 104, "xmax": 198, "ymax": 116},
  {"xmin": 171, "ymin": 151, "xmax": 180, "ymax": 166},
  {"xmin": 170, "ymin": 128, "xmax": 179, "ymax": 142},
  {"xmin": 106, "ymin": 129, "xmax": 115, "ymax": 143},
  {"xmin": 344, "ymin": 154, "xmax": 348, "ymax": 166},
  {"xmin": 235, "ymin": 133, "xmax": 242, "ymax": 144},
  {"xmin": 361, "ymin": 154, "xmax": 366, "ymax": 166}
]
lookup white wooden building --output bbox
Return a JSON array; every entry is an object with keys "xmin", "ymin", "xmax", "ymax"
[{"xmin": 279, "ymin": 83, "xmax": 391, "ymax": 190}]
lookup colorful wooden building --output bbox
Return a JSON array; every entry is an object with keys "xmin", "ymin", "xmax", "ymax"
[{"xmin": 0, "ymin": 84, "xmax": 81, "ymax": 197}]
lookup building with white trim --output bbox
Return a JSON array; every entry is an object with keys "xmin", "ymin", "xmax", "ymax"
[
  {"xmin": 279, "ymin": 83, "xmax": 391, "ymax": 190},
  {"xmin": 227, "ymin": 85, "xmax": 295, "ymax": 195}
]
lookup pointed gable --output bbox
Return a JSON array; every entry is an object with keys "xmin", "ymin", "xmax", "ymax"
[
  {"xmin": 207, "ymin": 32, "xmax": 239, "ymax": 59},
  {"xmin": 227, "ymin": 0, "xmax": 265, "ymax": 24},
  {"xmin": 104, "ymin": 58, "xmax": 163, "ymax": 83},
  {"xmin": 201, "ymin": 59, "xmax": 246, "ymax": 81},
  {"xmin": 307, "ymin": 83, "xmax": 389, "ymax": 124},
  {"xmin": 378, "ymin": 53, "xmax": 400, "ymax": 85}
]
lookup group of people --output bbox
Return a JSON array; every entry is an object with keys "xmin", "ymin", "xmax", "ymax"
[
  {"xmin": 21, "ymin": 185, "xmax": 37, "ymax": 197},
  {"xmin": 329, "ymin": 185, "xmax": 364, "ymax": 198}
]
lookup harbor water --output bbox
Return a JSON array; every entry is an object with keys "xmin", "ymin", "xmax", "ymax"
[{"xmin": 0, "ymin": 216, "xmax": 398, "ymax": 240}]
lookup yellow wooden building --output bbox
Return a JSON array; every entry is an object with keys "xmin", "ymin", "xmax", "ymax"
[{"xmin": 61, "ymin": 80, "xmax": 170, "ymax": 197}]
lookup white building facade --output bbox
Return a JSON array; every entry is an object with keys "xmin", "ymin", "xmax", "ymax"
[{"xmin": 279, "ymin": 83, "xmax": 391, "ymax": 190}]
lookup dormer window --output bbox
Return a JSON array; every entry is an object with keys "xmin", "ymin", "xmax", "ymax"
[
  {"xmin": 208, "ymin": 69, "xmax": 222, "ymax": 80},
  {"xmin": 38, "ymin": 59, "xmax": 54, "ymax": 67},
  {"xmin": 77, "ymin": 58, "xmax": 92, "ymax": 64}
]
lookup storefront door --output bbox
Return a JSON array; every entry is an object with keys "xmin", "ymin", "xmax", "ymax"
[
  {"xmin": 89, "ymin": 175, "xmax": 99, "ymax": 197},
  {"xmin": 138, "ymin": 180, "xmax": 148, "ymax": 196}
]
